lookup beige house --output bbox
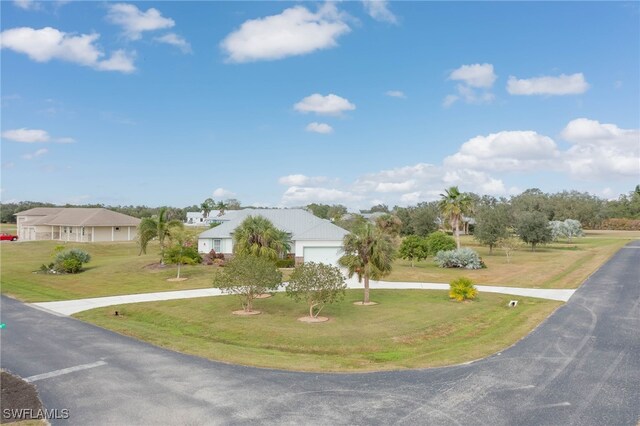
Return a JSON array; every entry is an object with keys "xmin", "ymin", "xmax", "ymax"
[{"xmin": 16, "ymin": 208, "xmax": 141, "ymax": 242}]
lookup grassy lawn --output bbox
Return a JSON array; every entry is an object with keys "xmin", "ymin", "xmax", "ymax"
[
  {"xmin": 75, "ymin": 289, "xmax": 561, "ymax": 372},
  {"xmin": 386, "ymin": 230, "xmax": 640, "ymax": 289},
  {"xmin": 0, "ymin": 240, "xmax": 214, "ymax": 302}
]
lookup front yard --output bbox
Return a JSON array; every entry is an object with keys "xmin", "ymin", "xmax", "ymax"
[{"xmin": 75, "ymin": 289, "xmax": 561, "ymax": 372}]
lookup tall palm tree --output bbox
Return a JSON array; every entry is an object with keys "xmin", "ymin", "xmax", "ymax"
[
  {"xmin": 233, "ymin": 216, "xmax": 291, "ymax": 260},
  {"xmin": 339, "ymin": 222, "xmax": 395, "ymax": 304},
  {"xmin": 438, "ymin": 186, "xmax": 473, "ymax": 249},
  {"xmin": 216, "ymin": 200, "xmax": 228, "ymax": 217}
]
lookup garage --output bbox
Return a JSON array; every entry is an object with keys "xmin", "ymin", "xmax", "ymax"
[{"xmin": 303, "ymin": 246, "xmax": 342, "ymax": 267}]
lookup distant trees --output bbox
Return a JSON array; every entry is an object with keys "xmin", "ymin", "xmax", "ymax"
[
  {"xmin": 438, "ymin": 186, "xmax": 473, "ymax": 249},
  {"xmin": 233, "ymin": 216, "xmax": 291, "ymax": 260},
  {"xmin": 306, "ymin": 203, "xmax": 347, "ymax": 221},
  {"xmin": 375, "ymin": 214, "xmax": 403, "ymax": 237},
  {"xmin": 515, "ymin": 211, "xmax": 552, "ymax": 251},
  {"xmin": 474, "ymin": 204, "xmax": 511, "ymax": 253},
  {"xmin": 339, "ymin": 222, "xmax": 395, "ymax": 304},
  {"xmin": 200, "ymin": 198, "xmax": 216, "ymax": 219}
]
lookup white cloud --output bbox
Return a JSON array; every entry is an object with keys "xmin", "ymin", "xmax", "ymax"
[
  {"xmin": 561, "ymin": 118, "xmax": 639, "ymax": 178},
  {"xmin": 13, "ymin": 0, "xmax": 40, "ymax": 10},
  {"xmin": 2, "ymin": 128, "xmax": 50, "ymax": 143},
  {"xmin": 385, "ymin": 90, "xmax": 406, "ymax": 98},
  {"xmin": 282, "ymin": 186, "xmax": 362, "ymax": 204},
  {"xmin": 154, "ymin": 33, "xmax": 192, "ymax": 53},
  {"xmin": 449, "ymin": 63, "xmax": 497, "ymax": 88},
  {"xmin": 305, "ymin": 122, "xmax": 333, "ymax": 134},
  {"xmin": 444, "ymin": 131, "xmax": 560, "ymax": 171},
  {"xmin": 106, "ymin": 3, "xmax": 175, "ymax": 40},
  {"xmin": 220, "ymin": 4, "xmax": 351, "ymax": 63},
  {"xmin": 0, "ymin": 27, "xmax": 136, "ymax": 73},
  {"xmin": 278, "ymin": 174, "xmax": 329, "ymax": 187},
  {"xmin": 362, "ymin": 1, "xmax": 398, "ymax": 24},
  {"xmin": 294, "ymin": 93, "xmax": 355, "ymax": 115},
  {"xmin": 213, "ymin": 188, "xmax": 235, "ymax": 198},
  {"xmin": 445, "ymin": 63, "xmax": 496, "ymax": 107},
  {"xmin": 507, "ymin": 73, "xmax": 589, "ymax": 95},
  {"xmin": 22, "ymin": 148, "xmax": 48, "ymax": 160}
]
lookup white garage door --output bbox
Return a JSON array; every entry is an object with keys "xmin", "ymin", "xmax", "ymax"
[{"xmin": 303, "ymin": 247, "xmax": 342, "ymax": 267}]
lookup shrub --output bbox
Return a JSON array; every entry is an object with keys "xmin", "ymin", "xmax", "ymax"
[
  {"xmin": 598, "ymin": 218, "xmax": 640, "ymax": 231},
  {"xmin": 49, "ymin": 249, "xmax": 91, "ymax": 274},
  {"xmin": 449, "ymin": 277, "xmax": 478, "ymax": 301},
  {"xmin": 434, "ymin": 248, "xmax": 485, "ymax": 269},
  {"xmin": 398, "ymin": 236, "xmax": 429, "ymax": 267},
  {"xmin": 426, "ymin": 232, "xmax": 457, "ymax": 256},
  {"xmin": 275, "ymin": 258, "xmax": 295, "ymax": 268}
]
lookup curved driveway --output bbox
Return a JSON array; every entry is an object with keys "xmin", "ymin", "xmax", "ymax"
[{"xmin": 2, "ymin": 241, "xmax": 639, "ymax": 425}]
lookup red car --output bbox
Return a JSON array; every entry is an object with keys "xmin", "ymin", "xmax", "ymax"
[{"xmin": 0, "ymin": 233, "xmax": 18, "ymax": 241}]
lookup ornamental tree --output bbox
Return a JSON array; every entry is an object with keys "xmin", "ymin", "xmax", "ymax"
[
  {"xmin": 212, "ymin": 255, "xmax": 282, "ymax": 313},
  {"xmin": 285, "ymin": 262, "xmax": 346, "ymax": 319}
]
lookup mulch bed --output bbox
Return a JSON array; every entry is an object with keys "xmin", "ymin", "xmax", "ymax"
[{"xmin": 1, "ymin": 371, "xmax": 44, "ymax": 423}]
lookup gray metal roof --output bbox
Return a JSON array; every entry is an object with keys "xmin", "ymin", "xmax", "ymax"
[{"xmin": 199, "ymin": 209, "xmax": 348, "ymax": 241}]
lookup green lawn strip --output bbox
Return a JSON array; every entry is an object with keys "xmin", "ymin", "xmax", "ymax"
[
  {"xmin": 386, "ymin": 233, "xmax": 635, "ymax": 289},
  {"xmin": 75, "ymin": 290, "xmax": 561, "ymax": 372},
  {"xmin": 0, "ymin": 241, "xmax": 213, "ymax": 302}
]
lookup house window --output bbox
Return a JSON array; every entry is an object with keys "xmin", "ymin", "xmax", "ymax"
[
  {"xmin": 213, "ymin": 239, "xmax": 221, "ymax": 252},
  {"xmin": 82, "ymin": 227, "xmax": 85, "ymax": 236}
]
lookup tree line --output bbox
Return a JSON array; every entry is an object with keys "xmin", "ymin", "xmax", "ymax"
[{"xmin": 305, "ymin": 186, "xmax": 640, "ymax": 232}]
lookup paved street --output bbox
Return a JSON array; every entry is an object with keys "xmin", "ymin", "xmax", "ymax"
[{"xmin": 2, "ymin": 242, "xmax": 638, "ymax": 425}]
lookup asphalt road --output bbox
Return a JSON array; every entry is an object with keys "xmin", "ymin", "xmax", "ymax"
[{"xmin": 2, "ymin": 241, "xmax": 639, "ymax": 425}]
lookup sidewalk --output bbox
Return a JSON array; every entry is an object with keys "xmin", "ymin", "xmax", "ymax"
[{"xmin": 31, "ymin": 281, "xmax": 575, "ymax": 316}]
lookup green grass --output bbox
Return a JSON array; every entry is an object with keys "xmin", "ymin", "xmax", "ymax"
[
  {"xmin": 75, "ymin": 289, "xmax": 561, "ymax": 372},
  {"xmin": 0, "ymin": 241, "xmax": 214, "ymax": 302},
  {"xmin": 386, "ymin": 230, "xmax": 640, "ymax": 289}
]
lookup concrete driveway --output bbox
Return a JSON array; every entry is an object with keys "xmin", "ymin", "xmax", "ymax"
[{"xmin": 1, "ymin": 242, "xmax": 638, "ymax": 425}]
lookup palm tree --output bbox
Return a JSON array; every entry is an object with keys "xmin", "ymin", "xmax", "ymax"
[
  {"xmin": 137, "ymin": 208, "xmax": 184, "ymax": 261},
  {"xmin": 338, "ymin": 222, "xmax": 395, "ymax": 304},
  {"xmin": 438, "ymin": 186, "xmax": 473, "ymax": 249},
  {"xmin": 201, "ymin": 198, "xmax": 215, "ymax": 219},
  {"xmin": 233, "ymin": 216, "xmax": 291, "ymax": 260},
  {"xmin": 216, "ymin": 200, "xmax": 228, "ymax": 217}
]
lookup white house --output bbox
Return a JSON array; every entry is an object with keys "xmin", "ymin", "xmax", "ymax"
[
  {"xmin": 198, "ymin": 209, "xmax": 348, "ymax": 267},
  {"xmin": 16, "ymin": 207, "xmax": 140, "ymax": 242},
  {"xmin": 185, "ymin": 211, "xmax": 228, "ymax": 227}
]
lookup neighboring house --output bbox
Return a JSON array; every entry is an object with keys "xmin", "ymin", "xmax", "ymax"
[
  {"xmin": 16, "ymin": 208, "xmax": 141, "ymax": 242},
  {"xmin": 198, "ymin": 209, "xmax": 349, "ymax": 267},
  {"xmin": 185, "ymin": 211, "xmax": 227, "ymax": 227}
]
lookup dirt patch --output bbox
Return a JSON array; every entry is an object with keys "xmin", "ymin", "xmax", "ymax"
[
  {"xmin": 297, "ymin": 316, "xmax": 329, "ymax": 323},
  {"xmin": 1, "ymin": 371, "xmax": 44, "ymax": 423},
  {"xmin": 254, "ymin": 293, "xmax": 272, "ymax": 299},
  {"xmin": 353, "ymin": 301, "xmax": 379, "ymax": 306},
  {"xmin": 232, "ymin": 310, "xmax": 261, "ymax": 316},
  {"xmin": 166, "ymin": 277, "xmax": 188, "ymax": 282}
]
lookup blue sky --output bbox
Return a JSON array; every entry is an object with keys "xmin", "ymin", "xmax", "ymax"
[{"xmin": 1, "ymin": 1, "xmax": 638, "ymax": 209}]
